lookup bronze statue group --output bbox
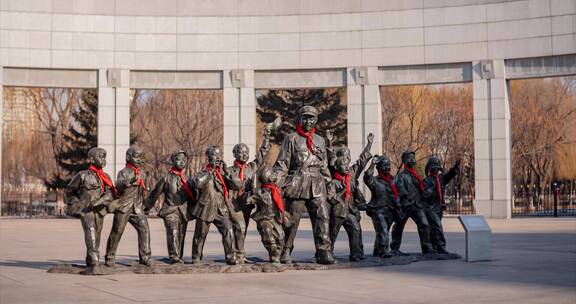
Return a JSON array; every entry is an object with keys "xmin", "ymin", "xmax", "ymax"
[{"xmin": 65, "ymin": 105, "xmax": 460, "ymax": 268}]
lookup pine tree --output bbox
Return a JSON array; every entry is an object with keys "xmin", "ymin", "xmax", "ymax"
[
  {"xmin": 48, "ymin": 89, "xmax": 99, "ymax": 188},
  {"xmin": 256, "ymin": 88, "xmax": 348, "ymax": 147}
]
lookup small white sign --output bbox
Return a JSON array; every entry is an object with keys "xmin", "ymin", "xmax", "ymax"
[{"xmin": 459, "ymin": 215, "xmax": 492, "ymax": 262}]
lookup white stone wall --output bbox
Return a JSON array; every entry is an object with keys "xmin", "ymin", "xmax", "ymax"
[{"xmin": 1, "ymin": 0, "xmax": 574, "ymax": 69}]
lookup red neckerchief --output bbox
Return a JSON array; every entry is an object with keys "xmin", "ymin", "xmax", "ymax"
[
  {"xmin": 169, "ymin": 167, "xmax": 195, "ymax": 202},
  {"xmin": 234, "ymin": 160, "xmax": 248, "ymax": 196},
  {"xmin": 430, "ymin": 172, "xmax": 443, "ymax": 205},
  {"xmin": 377, "ymin": 170, "xmax": 399, "ymax": 199},
  {"xmin": 205, "ymin": 164, "xmax": 228, "ymax": 200},
  {"xmin": 296, "ymin": 124, "xmax": 315, "ymax": 153},
  {"xmin": 126, "ymin": 162, "xmax": 147, "ymax": 194},
  {"xmin": 262, "ymin": 183, "xmax": 285, "ymax": 213},
  {"xmin": 88, "ymin": 165, "xmax": 117, "ymax": 196},
  {"xmin": 404, "ymin": 164, "xmax": 424, "ymax": 191},
  {"xmin": 332, "ymin": 171, "xmax": 351, "ymax": 202},
  {"xmin": 233, "ymin": 160, "xmax": 248, "ymax": 181}
]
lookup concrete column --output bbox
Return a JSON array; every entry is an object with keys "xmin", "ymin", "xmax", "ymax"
[
  {"xmin": 472, "ymin": 60, "xmax": 512, "ymax": 219},
  {"xmin": 346, "ymin": 68, "xmax": 363, "ymax": 162},
  {"xmin": 97, "ymin": 69, "xmax": 131, "ymax": 180},
  {"xmin": 222, "ymin": 69, "xmax": 256, "ymax": 164},
  {"xmin": 347, "ymin": 67, "xmax": 382, "ymax": 161},
  {"xmin": 363, "ymin": 67, "xmax": 383, "ymax": 158},
  {"xmin": 240, "ymin": 70, "xmax": 256, "ymax": 160},
  {"xmin": 222, "ymin": 70, "xmax": 240, "ymax": 164},
  {"xmin": 347, "ymin": 67, "xmax": 382, "ymax": 200}
]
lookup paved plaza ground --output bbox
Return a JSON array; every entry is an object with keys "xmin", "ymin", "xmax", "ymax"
[{"xmin": 0, "ymin": 216, "xmax": 574, "ymax": 304}]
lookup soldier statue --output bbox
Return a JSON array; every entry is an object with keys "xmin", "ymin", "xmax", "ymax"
[
  {"xmin": 226, "ymin": 131, "xmax": 271, "ymax": 263},
  {"xmin": 247, "ymin": 167, "xmax": 291, "ymax": 263},
  {"xmin": 326, "ymin": 132, "xmax": 373, "ymax": 261},
  {"xmin": 392, "ymin": 150, "xmax": 435, "ymax": 254},
  {"xmin": 274, "ymin": 105, "xmax": 335, "ymax": 264},
  {"xmin": 105, "ymin": 145, "xmax": 152, "ymax": 267},
  {"xmin": 65, "ymin": 147, "xmax": 116, "ymax": 268},
  {"xmin": 146, "ymin": 150, "xmax": 195, "ymax": 264},
  {"xmin": 423, "ymin": 156, "xmax": 460, "ymax": 254},
  {"xmin": 189, "ymin": 146, "xmax": 237, "ymax": 265},
  {"xmin": 363, "ymin": 154, "xmax": 404, "ymax": 258}
]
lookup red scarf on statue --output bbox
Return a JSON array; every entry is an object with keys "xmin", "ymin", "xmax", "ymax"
[
  {"xmin": 296, "ymin": 124, "xmax": 315, "ymax": 153},
  {"xmin": 377, "ymin": 170, "xmax": 399, "ymax": 199},
  {"xmin": 205, "ymin": 164, "xmax": 228, "ymax": 200},
  {"xmin": 332, "ymin": 171, "xmax": 351, "ymax": 202},
  {"xmin": 126, "ymin": 162, "xmax": 147, "ymax": 194},
  {"xmin": 262, "ymin": 183, "xmax": 285, "ymax": 213},
  {"xmin": 404, "ymin": 164, "xmax": 424, "ymax": 191},
  {"xmin": 88, "ymin": 165, "xmax": 117, "ymax": 196},
  {"xmin": 234, "ymin": 160, "xmax": 248, "ymax": 195},
  {"xmin": 233, "ymin": 160, "xmax": 248, "ymax": 181},
  {"xmin": 430, "ymin": 172, "xmax": 443, "ymax": 205},
  {"xmin": 169, "ymin": 167, "xmax": 195, "ymax": 202}
]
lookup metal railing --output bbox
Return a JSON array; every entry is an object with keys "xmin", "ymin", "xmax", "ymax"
[
  {"xmin": 512, "ymin": 181, "xmax": 576, "ymax": 216},
  {"xmin": 1, "ymin": 188, "xmax": 65, "ymax": 217},
  {"xmin": 3, "ymin": 182, "xmax": 575, "ymax": 217}
]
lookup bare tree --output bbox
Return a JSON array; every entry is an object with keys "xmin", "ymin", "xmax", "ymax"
[
  {"xmin": 256, "ymin": 88, "xmax": 347, "ymax": 165},
  {"xmin": 130, "ymin": 89, "xmax": 224, "ymax": 187},
  {"xmin": 380, "ymin": 83, "xmax": 475, "ymax": 206},
  {"xmin": 511, "ymin": 76, "xmax": 576, "ymax": 187}
]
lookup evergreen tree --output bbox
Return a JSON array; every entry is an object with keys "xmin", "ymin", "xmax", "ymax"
[
  {"xmin": 48, "ymin": 89, "xmax": 98, "ymax": 188},
  {"xmin": 256, "ymin": 88, "xmax": 347, "ymax": 147}
]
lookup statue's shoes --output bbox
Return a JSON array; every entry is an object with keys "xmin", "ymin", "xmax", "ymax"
[
  {"xmin": 316, "ymin": 257, "xmax": 336, "ymax": 265},
  {"xmin": 436, "ymin": 247, "xmax": 450, "ymax": 254},
  {"xmin": 349, "ymin": 254, "xmax": 365, "ymax": 262},
  {"xmin": 316, "ymin": 252, "xmax": 336, "ymax": 265},
  {"xmin": 139, "ymin": 259, "xmax": 152, "ymax": 267},
  {"xmin": 280, "ymin": 251, "xmax": 293, "ymax": 264},
  {"xmin": 105, "ymin": 259, "xmax": 115, "ymax": 267},
  {"xmin": 381, "ymin": 251, "xmax": 393, "ymax": 258},
  {"xmin": 391, "ymin": 250, "xmax": 409, "ymax": 256}
]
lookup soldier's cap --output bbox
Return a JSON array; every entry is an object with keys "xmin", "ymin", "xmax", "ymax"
[
  {"xmin": 401, "ymin": 150, "xmax": 415, "ymax": 161},
  {"xmin": 126, "ymin": 145, "xmax": 143, "ymax": 156},
  {"xmin": 298, "ymin": 105, "xmax": 318, "ymax": 117},
  {"xmin": 377, "ymin": 154, "xmax": 391, "ymax": 163},
  {"xmin": 171, "ymin": 150, "xmax": 187, "ymax": 159},
  {"xmin": 427, "ymin": 155, "xmax": 441, "ymax": 165},
  {"xmin": 88, "ymin": 147, "xmax": 106, "ymax": 158}
]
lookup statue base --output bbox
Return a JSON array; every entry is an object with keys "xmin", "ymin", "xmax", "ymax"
[{"xmin": 48, "ymin": 253, "xmax": 461, "ymax": 275}]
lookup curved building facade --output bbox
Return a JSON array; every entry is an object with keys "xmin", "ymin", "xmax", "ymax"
[{"xmin": 1, "ymin": 0, "xmax": 575, "ymax": 218}]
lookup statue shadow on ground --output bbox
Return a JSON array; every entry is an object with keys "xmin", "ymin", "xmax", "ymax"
[
  {"xmin": 0, "ymin": 259, "xmax": 83, "ymax": 270},
  {"xmin": 46, "ymin": 253, "xmax": 461, "ymax": 275}
]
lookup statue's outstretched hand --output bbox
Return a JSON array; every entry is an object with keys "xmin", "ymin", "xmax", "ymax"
[
  {"xmin": 325, "ymin": 130, "xmax": 334, "ymax": 142},
  {"xmin": 367, "ymin": 133, "xmax": 374, "ymax": 143},
  {"xmin": 371, "ymin": 155, "xmax": 379, "ymax": 166}
]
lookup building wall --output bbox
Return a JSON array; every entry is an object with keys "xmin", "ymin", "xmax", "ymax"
[{"xmin": 0, "ymin": 0, "xmax": 574, "ymax": 69}]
